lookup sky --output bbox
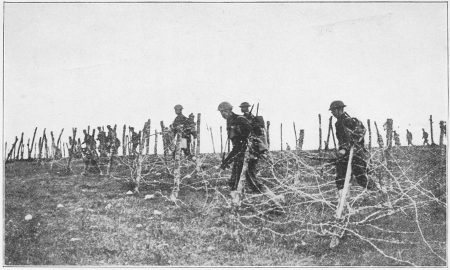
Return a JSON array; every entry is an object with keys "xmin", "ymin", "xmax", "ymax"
[{"xmin": 3, "ymin": 2, "xmax": 448, "ymax": 155}]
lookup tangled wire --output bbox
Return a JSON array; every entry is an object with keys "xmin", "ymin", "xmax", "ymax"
[{"xmin": 72, "ymin": 143, "xmax": 445, "ymax": 266}]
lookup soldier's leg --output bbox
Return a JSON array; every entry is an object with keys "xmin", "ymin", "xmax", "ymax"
[
  {"xmin": 229, "ymin": 152, "xmax": 245, "ymax": 191},
  {"xmin": 245, "ymin": 157, "xmax": 265, "ymax": 193},
  {"xmin": 335, "ymin": 157, "xmax": 347, "ymax": 191},
  {"xmin": 352, "ymin": 152, "xmax": 377, "ymax": 190}
]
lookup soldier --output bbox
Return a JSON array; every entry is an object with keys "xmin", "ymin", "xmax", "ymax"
[
  {"xmin": 129, "ymin": 127, "xmax": 140, "ymax": 155},
  {"xmin": 406, "ymin": 129, "xmax": 413, "ymax": 146},
  {"xmin": 106, "ymin": 125, "xmax": 120, "ymax": 155},
  {"xmin": 218, "ymin": 101, "xmax": 283, "ymax": 210},
  {"xmin": 171, "ymin": 104, "xmax": 197, "ymax": 158},
  {"xmin": 393, "ymin": 131, "xmax": 401, "ymax": 147},
  {"xmin": 422, "ymin": 128, "xmax": 430, "ymax": 145},
  {"xmin": 439, "ymin": 121, "xmax": 446, "ymax": 145},
  {"xmin": 239, "ymin": 102, "xmax": 253, "ymax": 120},
  {"xmin": 329, "ymin": 101, "xmax": 381, "ymax": 208},
  {"xmin": 97, "ymin": 127, "xmax": 107, "ymax": 157}
]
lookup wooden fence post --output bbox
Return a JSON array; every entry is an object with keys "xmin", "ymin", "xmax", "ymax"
[
  {"xmin": 171, "ymin": 127, "xmax": 182, "ymax": 200},
  {"xmin": 266, "ymin": 121, "xmax": 271, "ymax": 150},
  {"xmin": 367, "ymin": 119, "xmax": 372, "ymax": 150},
  {"xmin": 146, "ymin": 119, "xmax": 151, "ymax": 155},
  {"xmin": 160, "ymin": 121, "xmax": 168, "ymax": 158},
  {"xmin": 196, "ymin": 113, "xmax": 201, "ymax": 156},
  {"xmin": 209, "ymin": 126, "xmax": 215, "ymax": 153},
  {"xmin": 20, "ymin": 142, "xmax": 24, "ymax": 160},
  {"xmin": 122, "ymin": 125, "xmax": 126, "ymax": 156},
  {"xmin": 430, "ymin": 115, "xmax": 436, "ymax": 145},
  {"xmin": 154, "ymin": 129, "xmax": 158, "ymax": 155},
  {"xmin": 318, "ymin": 114, "xmax": 322, "ymax": 151},
  {"xmin": 66, "ymin": 128, "xmax": 77, "ymax": 173},
  {"xmin": 325, "ymin": 116, "xmax": 332, "ymax": 151},
  {"xmin": 293, "ymin": 122, "xmax": 298, "ymax": 149},
  {"xmin": 374, "ymin": 121, "xmax": 384, "ymax": 148},
  {"xmin": 299, "ymin": 130, "xmax": 304, "ymax": 150},
  {"xmin": 28, "ymin": 127, "xmax": 37, "ymax": 160},
  {"xmin": 8, "ymin": 136, "xmax": 17, "ymax": 161},
  {"xmin": 107, "ymin": 125, "xmax": 117, "ymax": 176},
  {"xmin": 16, "ymin": 133, "xmax": 24, "ymax": 160},
  {"xmin": 280, "ymin": 123, "xmax": 283, "ymax": 151},
  {"xmin": 133, "ymin": 123, "xmax": 146, "ymax": 193},
  {"xmin": 220, "ymin": 126, "xmax": 223, "ymax": 154}
]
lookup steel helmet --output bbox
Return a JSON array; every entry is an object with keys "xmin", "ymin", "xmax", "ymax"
[
  {"xmin": 174, "ymin": 104, "xmax": 183, "ymax": 110},
  {"xmin": 329, "ymin": 100, "xmax": 346, "ymax": 110},
  {"xmin": 217, "ymin": 101, "xmax": 233, "ymax": 111},
  {"xmin": 239, "ymin": 102, "xmax": 250, "ymax": 108}
]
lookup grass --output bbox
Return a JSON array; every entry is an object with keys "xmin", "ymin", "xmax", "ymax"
[{"xmin": 4, "ymin": 145, "xmax": 447, "ymax": 266}]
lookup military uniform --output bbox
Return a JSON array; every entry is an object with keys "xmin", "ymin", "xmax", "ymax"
[
  {"xmin": 221, "ymin": 112, "xmax": 265, "ymax": 192},
  {"xmin": 334, "ymin": 113, "xmax": 376, "ymax": 191},
  {"xmin": 171, "ymin": 114, "xmax": 196, "ymax": 157},
  {"xmin": 422, "ymin": 130, "xmax": 429, "ymax": 145},
  {"xmin": 406, "ymin": 130, "xmax": 413, "ymax": 146},
  {"xmin": 130, "ymin": 128, "xmax": 140, "ymax": 154}
]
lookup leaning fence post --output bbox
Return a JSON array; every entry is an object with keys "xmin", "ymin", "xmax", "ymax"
[
  {"xmin": 28, "ymin": 127, "xmax": 37, "ymax": 160},
  {"xmin": 266, "ymin": 121, "xmax": 271, "ymax": 150},
  {"xmin": 20, "ymin": 143, "xmax": 24, "ymax": 160},
  {"xmin": 293, "ymin": 122, "xmax": 298, "ymax": 149},
  {"xmin": 318, "ymin": 114, "xmax": 322, "ymax": 151},
  {"xmin": 299, "ymin": 130, "xmax": 304, "ymax": 150},
  {"xmin": 196, "ymin": 113, "xmax": 201, "ymax": 156},
  {"xmin": 171, "ymin": 127, "xmax": 182, "ymax": 200},
  {"xmin": 374, "ymin": 121, "xmax": 384, "ymax": 148},
  {"xmin": 325, "ymin": 116, "xmax": 332, "ymax": 151},
  {"xmin": 16, "ymin": 133, "xmax": 24, "ymax": 160},
  {"xmin": 367, "ymin": 119, "xmax": 372, "ymax": 150}
]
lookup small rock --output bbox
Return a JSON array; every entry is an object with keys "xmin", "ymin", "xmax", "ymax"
[
  {"xmin": 74, "ymin": 208, "xmax": 84, "ymax": 212},
  {"xmin": 207, "ymin": 246, "xmax": 215, "ymax": 251},
  {"xmin": 57, "ymin": 204, "xmax": 64, "ymax": 208},
  {"xmin": 144, "ymin": 194, "xmax": 155, "ymax": 200},
  {"xmin": 185, "ymin": 175, "xmax": 191, "ymax": 179},
  {"xmin": 126, "ymin": 190, "xmax": 133, "ymax": 195},
  {"xmin": 105, "ymin": 203, "xmax": 112, "ymax": 209},
  {"xmin": 153, "ymin": 210, "xmax": 162, "ymax": 215},
  {"xmin": 155, "ymin": 173, "xmax": 161, "ymax": 176},
  {"xmin": 214, "ymin": 166, "xmax": 220, "ymax": 170},
  {"xmin": 24, "ymin": 214, "xmax": 32, "ymax": 220},
  {"xmin": 136, "ymin": 224, "xmax": 143, "ymax": 228},
  {"xmin": 70, "ymin": 238, "xmax": 81, "ymax": 242}
]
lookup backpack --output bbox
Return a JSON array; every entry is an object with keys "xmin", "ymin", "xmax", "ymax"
[{"xmin": 250, "ymin": 115, "xmax": 269, "ymax": 154}]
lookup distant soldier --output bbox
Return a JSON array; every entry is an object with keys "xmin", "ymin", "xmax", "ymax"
[
  {"xmin": 393, "ymin": 131, "xmax": 401, "ymax": 147},
  {"xmin": 129, "ymin": 127, "xmax": 140, "ymax": 154},
  {"xmin": 239, "ymin": 102, "xmax": 253, "ymax": 120},
  {"xmin": 171, "ymin": 104, "xmax": 197, "ymax": 158},
  {"xmin": 106, "ymin": 125, "xmax": 121, "ymax": 155},
  {"xmin": 439, "ymin": 121, "xmax": 446, "ymax": 145},
  {"xmin": 286, "ymin": 143, "xmax": 291, "ymax": 150},
  {"xmin": 82, "ymin": 129, "xmax": 96, "ymax": 153},
  {"xmin": 329, "ymin": 101, "xmax": 384, "ymax": 209},
  {"xmin": 422, "ymin": 128, "xmax": 430, "ymax": 146},
  {"xmin": 218, "ymin": 101, "xmax": 283, "ymax": 211},
  {"xmin": 97, "ymin": 127, "xmax": 107, "ymax": 157},
  {"xmin": 406, "ymin": 129, "xmax": 413, "ymax": 146}
]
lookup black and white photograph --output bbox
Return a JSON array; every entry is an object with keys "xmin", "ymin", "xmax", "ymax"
[{"xmin": 3, "ymin": 1, "xmax": 448, "ymax": 266}]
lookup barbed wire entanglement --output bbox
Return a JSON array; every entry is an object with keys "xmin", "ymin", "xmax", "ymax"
[{"xmin": 107, "ymin": 141, "xmax": 446, "ymax": 266}]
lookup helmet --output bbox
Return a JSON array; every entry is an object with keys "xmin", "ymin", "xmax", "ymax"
[
  {"xmin": 329, "ymin": 100, "xmax": 346, "ymax": 110},
  {"xmin": 174, "ymin": 104, "xmax": 183, "ymax": 110},
  {"xmin": 217, "ymin": 101, "xmax": 233, "ymax": 111},
  {"xmin": 239, "ymin": 102, "xmax": 250, "ymax": 108}
]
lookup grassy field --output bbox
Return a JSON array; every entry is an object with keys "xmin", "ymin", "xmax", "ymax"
[{"xmin": 4, "ymin": 146, "xmax": 447, "ymax": 266}]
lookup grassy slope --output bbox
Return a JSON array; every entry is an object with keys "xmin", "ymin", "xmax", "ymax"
[{"xmin": 4, "ymin": 146, "xmax": 447, "ymax": 266}]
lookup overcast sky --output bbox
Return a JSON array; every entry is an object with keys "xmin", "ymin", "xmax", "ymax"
[{"xmin": 3, "ymin": 2, "xmax": 448, "ymax": 154}]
